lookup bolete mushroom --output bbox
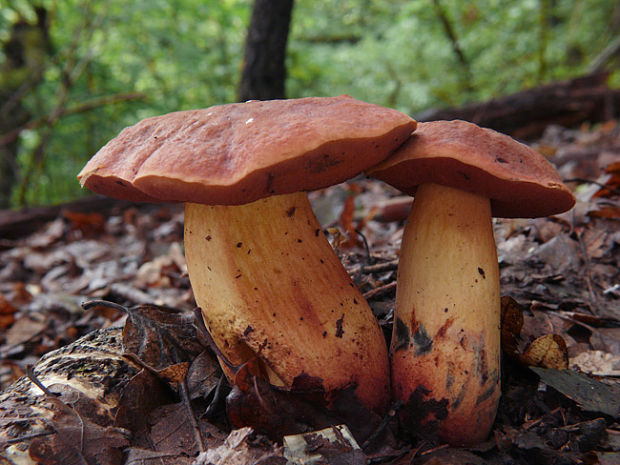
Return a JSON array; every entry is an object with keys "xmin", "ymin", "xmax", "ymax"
[
  {"xmin": 367, "ymin": 120, "xmax": 575, "ymax": 444},
  {"xmin": 78, "ymin": 96, "xmax": 416, "ymax": 413}
]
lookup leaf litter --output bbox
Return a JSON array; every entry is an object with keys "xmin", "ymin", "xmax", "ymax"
[{"xmin": 0, "ymin": 121, "xmax": 618, "ymax": 464}]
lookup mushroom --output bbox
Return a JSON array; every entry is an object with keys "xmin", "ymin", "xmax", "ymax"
[
  {"xmin": 78, "ymin": 96, "xmax": 416, "ymax": 413},
  {"xmin": 367, "ymin": 120, "xmax": 575, "ymax": 444}
]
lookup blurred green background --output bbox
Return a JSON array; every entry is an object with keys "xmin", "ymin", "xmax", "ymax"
[{"xmin": 1, "ymin": 0, "xmax": 618, "ymax": 208}]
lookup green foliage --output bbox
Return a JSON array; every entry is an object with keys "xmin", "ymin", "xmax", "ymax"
[{"xmin": 0, "ymin": 0, "xmax": 617, "ymax": 206}]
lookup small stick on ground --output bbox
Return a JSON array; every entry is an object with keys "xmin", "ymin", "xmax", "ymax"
[
  {"xmin": 363, "ymin": 281, "xmax": 397, "ymax": 300},
  {"xmin": 180, "ymin": 379, "xmax": 206, "ymax": 453},
  {"xmin": 361, "ymin": 399, "xmax": 404, "ymax": 451},
  {"xmin": 361, "ymin": 259, "xmax": 399, "ymax": 274}
]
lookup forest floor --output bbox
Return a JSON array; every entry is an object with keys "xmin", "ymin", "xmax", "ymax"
[{"xmin": 0, "ymin": 121, "xmax": 619, "ymax": 464}]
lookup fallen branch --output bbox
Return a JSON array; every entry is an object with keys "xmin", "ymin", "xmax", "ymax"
[{"xmin": 416, "ymin": 73, "xmax": 620, "ymax": 139}]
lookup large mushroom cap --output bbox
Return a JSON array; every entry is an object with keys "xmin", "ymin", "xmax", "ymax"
[
  {"xmin": 78, "ymin": 96, "xmax": 416, "ymax": 205},
  {"xmin": 368, "ymin": 120, "xmax": 575, "ymax": 218}
]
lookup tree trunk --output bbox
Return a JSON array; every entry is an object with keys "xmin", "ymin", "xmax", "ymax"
[
  {"xmin": 0, "ymin": 7, "xmax": 51, "ymax": 208},
  {"xmin": 238, "ymin": 0, "xmax": 294, "ymax": 102}
]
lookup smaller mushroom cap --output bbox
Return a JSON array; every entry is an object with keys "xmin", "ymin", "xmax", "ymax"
[
  {"xmin": 368, "ymin": 120, "xmax": 575, "ymax": 218},
  {"xmin": 78, "ymin": 96, "xmax": 416, "ymax": 205}
]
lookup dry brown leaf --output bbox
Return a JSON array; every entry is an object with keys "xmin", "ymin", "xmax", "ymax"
[
  {"xmin": 157, "ymin": 361, "xmax": 190, "ymax": 385},
  {"xmin": 194, "ymin": 427, "xmax": 285, "ymax": 465},
  {"xmin": 62, "ymin": 210, "xmax": 106, "ymax": 237},
  {"xmin": 27, "ymin": 394, "xmax": 130, "ymax": 465},
  {"xmin": 501, "ymin": 296, "xmax": 524, "ymax": 360},
  {"xmin": 588, "ymin": 206, "xmax": 620, "ymax": 219},
  {"xmin": 0, "ymin": 295, "xmax": 16, "ymax": 330},
  {"xmin": 520, "ymin": 334, "xmax": 569, "ymax": 369},
  {"xmin": 4, "ymin": 316, "xmax": 45, "ymax": 346},
  {"xmin": 121, "ymin": 303, "xmax": 203, "ymax": 372}
]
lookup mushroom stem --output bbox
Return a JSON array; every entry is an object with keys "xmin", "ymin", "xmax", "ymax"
[
  {"xmin": 184, "ymin": 191, "xmax": 390, "ymax": 413},
  {"xmin": 391, "ymin": 183, "xmax": 501, "ymax": 445}
]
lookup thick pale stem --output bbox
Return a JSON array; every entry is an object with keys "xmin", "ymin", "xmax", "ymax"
[
  {"xmin": 391, "ymin": 183, "xmax": 501, "ymax": 445},
  {"xmin": 184, "ymin": 192, "xmax": 390, "ymax": 412}
]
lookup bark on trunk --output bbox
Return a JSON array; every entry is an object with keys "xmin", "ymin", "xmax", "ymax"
[{"xmin": 238, "ymin": 0, "xmax": 294, "ymax": 102}]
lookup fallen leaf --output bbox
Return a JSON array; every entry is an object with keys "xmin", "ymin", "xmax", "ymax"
[
  {"xmin": 520, "ymin": 334, "xmax": 569, "ymax": 369},
  {"xmin": 193, "ymin": 427, "xmax": 285, "ymax": 465},
  {"xmin": 0, "ymin": 295, "xmax": 17, "ymax": 329},
  {"xmin": 124, "ymin": 448, "xmax": 191, "ymax": 465},
  {"xmin": 121, "ymin": 303, "xmax": 204, "ymax": 372},
  {"xmin": 4, "ymin": 316, "xmax": 45, "ymax": 346},
  {"xmin": 28, "ymin": 394, "xmax": 130, "ymax": 465},
  {"xmin": 531, "ymin": 367, "xmax": 620, "ymax": 417},
  {"xmin": 284, "ymin": 424, "xmax": 366, "ymax": 465},
  {"xmin": 501, "ymin": 296, "xmax": 524, "ymax": 361},
  {"xmin": 62, "ymin": 210, "xmax": 106, "ymax": 237}
]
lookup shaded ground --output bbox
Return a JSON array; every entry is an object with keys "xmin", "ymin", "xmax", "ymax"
[{"xmin": 0, "ymin": 121, "xmax": 618, "ymax": 464}]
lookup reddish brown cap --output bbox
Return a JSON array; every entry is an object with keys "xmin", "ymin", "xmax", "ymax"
[
  {"xmin": 367, "ymin": 120, "xmax": 575, "ymax": 218},
  {"xmin": 78, "ymin": 96, "xmax": 416, "ymax": 205}
]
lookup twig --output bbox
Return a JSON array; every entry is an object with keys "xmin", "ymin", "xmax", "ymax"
[
  {"xmin": 431, "ymin": 0, "xmax": 473, "ymax": 92},
  {"xmin": 589, "ymin": 34, "xmax": 620, "ymax": 73},
  {"xmin": 121, "ymin": 352, "xmax": 162, "ymax": 378},
  {"xmin": 356, "ymin": 229, "xmax": 373, "ymax": 266},
  {"xmin": 576, "ymin": 229, "xmax": 600, "ymax": 314},
  {"xmin": 419, "ymin": 443, "xmax": 450, "ymax": 456},
  {"xmin": 0, "ymin": 93, "xmax": 147, "ymax": 146},
  {"xmin": 81, "ymin": 299, "xmax": 128, "ymax": 312},
  {"xmin": 193, "ymin": 308, "xmax": 238, "ymax": 371},
  {"xmin": 180, "ymin": 379, "xmax": 206, "ymax": 453},
  {"xmin": 361, "ymin": 259, "xmax": 399, "ymax": 274},
  {"xmin": 4, "ymin": 430, "xmax": 55, "ymax": 445},
  {"xmin": 26, "ymin": 367, "xmax": 89, "ymax": 464},
  {"xmin": 15, "ymin": 8, "xmax": 106, "ymax": 207},
  {"xmin": 204, "ymin": 374, "xmax": 227, "ymax": 419},
  {"xmin": 363, "ymin": 281, "xmax": 397, "ymax": 300},
  {"xmin": 361, "ymin": 399, "xmax": 403, "ymax": 450},
  {"xmin": 563, "ymin": 177, "xmax": 620, "ymax": 196},
  {"xmin": 26, "ymin": 365, "xmax": 57, "ymax": 397}
]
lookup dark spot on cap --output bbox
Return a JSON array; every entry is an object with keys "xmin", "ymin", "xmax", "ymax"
[
  {"xmin": 335, "ymin": 314, "xmax": 345, "ymax": 338},
  {"xmin": 206, "ymin": 235, "xmax": 211, "ymax": 241},
  {"xmin": 287, "ymin": 206, "xmax": 296, "ymax": 217},
  {"xmin": 243, "ymin": 325, "xmax": 254, "ymax": 336},
  {"xmin": 495, "ymin": 157, "xmax": 508, "ymax": 164},
  {"xmin": 236, "ymin": 242, "xmax": 243, "ymax": 248},
  {"xmin": 478, "ymin": 267, "xmax": 486, "ymax": 278}
]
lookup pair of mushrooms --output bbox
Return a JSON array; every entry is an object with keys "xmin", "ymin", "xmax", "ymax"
[{"xmin": 78, "ymin": 96, "xmax": 574, "ymax": 446}]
